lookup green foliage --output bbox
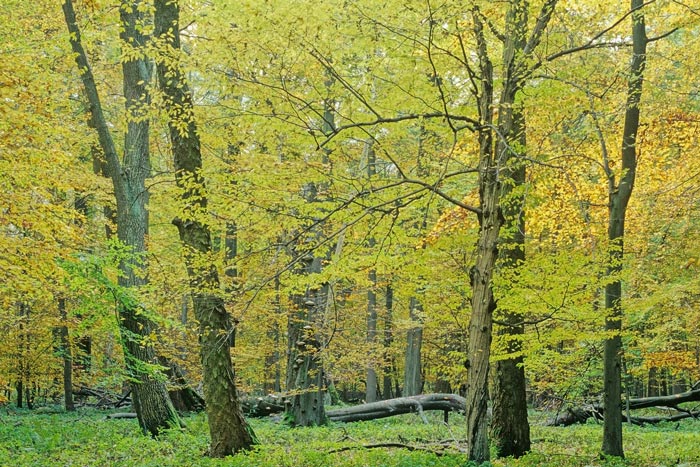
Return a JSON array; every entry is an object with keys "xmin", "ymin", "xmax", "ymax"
[{"xmin": 0, "ymin": 411, "xmax": 699, "ymax": 466}]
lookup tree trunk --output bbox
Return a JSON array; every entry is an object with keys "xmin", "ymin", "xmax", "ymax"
[
  {"xmin": 58, "ymin": 298, "xmax": 75, "ymax": 412},
  {"xmin": 283, "ymin": 97, "xmax": 335, "ymax": 427},
  {"xmin": 490, "ymin": 1, "xmax": 531, "ymax": 457},
  {"xmin": 285, "ymin": 274, "xmax": 328, "ymax": 426},
  {"xmin": 464, "ymin": 12, "xmax": 497, "ymax": 463},
  {"xmin": 403, "ymin": 297, "xmax": 423, "ymax": 397},
  {"xmin": 365, "ymin": 141, "xmax": 379, "ymax": 402},
  {"xmin": 464, "ymin": 3, "xmax": 556, "ymax": 461},
  {"xmin": 328, "ymin": 394, "xmax": 465, "ymax": 423},
  {"xmin": 62, "ymin": 0, "xmax": 181, "ymax": 436},
  {"xmin": 602, "ymin": 0, "xmax": 647, "ymax": 458},
  {"xmin": 154, "ymin": 0, "xmax": 256, "ymax": 456},
  {"xmin": 366, "ymin": 269, "xmax": 379, "ymax": 403},
  {"xmin": 382, "ymin": 284, "xmax": 395, "ymax": 400},
  {"xmin": 548, "ymin": 387, "xmax": 700, "ymax": 426}
]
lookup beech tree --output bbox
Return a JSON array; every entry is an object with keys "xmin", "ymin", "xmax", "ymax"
[
  {"xmin": 62, "ymin": 0, "xmax": 181, "ymax": 435},
  {"xmin": 601, "ymin": 0, "xmax": 647, "ymax": 457}
]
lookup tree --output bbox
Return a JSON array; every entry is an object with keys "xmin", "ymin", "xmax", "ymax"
[
  {"xmin": 153, "ymin": 0, "xmax": 257, "ymax": 456},
  {"xmin": 62, "ymin": 0, "xmax": 181, "ymax": 435},
  {"xmin": 601, "ymin": 0, "xmax": 648, "ymax": 457},
  {"xmin": 464, "ymin": 2, "xmax": 556, "ymax": 461}
]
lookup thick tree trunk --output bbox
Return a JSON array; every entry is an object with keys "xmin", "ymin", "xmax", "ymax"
[
  {"xmin": 602, "ymin": 0, "xmax": 647, "ymax": 458},
  {"xmin": 403, "ymin": 297, "xmax": 423, "ymax": 397},
  {"xmin": 154, "ymin": 0, "xmax": 256, "ymax": 456},
  {"xmin": 285, "ymin": 282, "xmax": 328, "ymax": 426},
  {"xmin": 491, "ymin": 2, "xmax": 530, "ymax": 454},
  {"xmin": 464, "ymin": 3, "xmax": 556, "ymax": 462}
]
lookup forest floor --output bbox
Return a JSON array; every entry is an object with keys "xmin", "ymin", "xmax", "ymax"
[{"xmin": 0, "ymin": 407, "xmax": 698, "ymax": 466}]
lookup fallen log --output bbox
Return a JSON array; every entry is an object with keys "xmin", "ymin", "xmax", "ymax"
[
  {"xmin": 547, "ymin": 387, "xmax": 700, "ymax": 426},
  {"xmin": 239, "ymin": 393, "xmax": 466, "ymax": 423},
  {"xmin": 327, "ymin": 394, "xmax": 466, "ymax": 423},
  {"xmin": 241, "ymin": 394, "xmax": 287, "ymax": 417}
]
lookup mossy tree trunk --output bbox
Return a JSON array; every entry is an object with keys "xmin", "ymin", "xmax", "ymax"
[{"xmin": 153, "ymin": 0, "xmax": 256, "ymax": 456}]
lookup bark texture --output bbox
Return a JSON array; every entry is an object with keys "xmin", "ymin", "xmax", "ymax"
[
  {"xmin": 154, "ymin": 0, "xmax": 255, "ymax": 456},
  {"xmin": 464, "ymin": 2, "xmax": 556, "ymax": 461}
]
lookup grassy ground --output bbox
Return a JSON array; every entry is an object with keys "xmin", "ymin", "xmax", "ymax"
[{"xmin": 0, "ymin": 408, "xmax": 698, "ymax": 466}]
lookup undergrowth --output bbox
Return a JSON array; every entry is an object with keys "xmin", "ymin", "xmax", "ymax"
[{"xmin": 0, "ymin": 408, "xmax": 698, "ymax": 466}]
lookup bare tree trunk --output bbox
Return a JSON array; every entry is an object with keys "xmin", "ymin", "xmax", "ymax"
[
  {"xmin": 154, "ymin": 0, "xmax": 256, "ymax": 456},
  {"xmin": 366, "ymin": 268, "xmax": 379, "ymax": 402},
  {"xmin": 602, "ymin": 0, "xmax": 647, "ymax": 458},
  {"xmin": 403, "ymin": 297, "xmax": 423, "ymax": 397},
  {"xmin": 464, "ymin": 13, "xmax": 497, "ymax": 462},
  {"xmin": 382, "ymin": 284, "xmax": 395, "ymax": 400},
  {"xmin": 58, "ymin": 298, "xmax": 75, "ymax": 411}
]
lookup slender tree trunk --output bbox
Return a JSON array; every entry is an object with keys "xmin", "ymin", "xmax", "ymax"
[
  {"xmin": 58, "ymin": 298, "xmax": 75, "ymax": 412},
  {"xmin": 403, "ymin": 297, "xmax": 423, "ymax": 397},
  {"xmin": 382, "ymin": 284, "xmax": 395, "ymax": 399},
  {"xmin": 602, "ymin": 0, "xmax": 647, "ymax": 457},
  {"xmin": 154, "ymin": 0, "xmax": 256, "ymax": 456},
  {"xmin": 366, "ymin": 269, "xmax": 379, "ymax": 402},
  {"xmin": 464, "ymin": 12, "xmax": 497, "ymax": 462}
]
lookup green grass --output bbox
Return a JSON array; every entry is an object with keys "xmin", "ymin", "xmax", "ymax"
[{"xmin": 0, "ymin": 409, "xmax": 698, "ymax": 466}]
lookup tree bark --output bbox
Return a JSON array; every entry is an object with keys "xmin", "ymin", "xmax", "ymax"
[
  {"xmin": 464, "ymin": 3, "xmax": 556, "ymax": 461},
  {"xmin": 366, "ymin": 268, "xmax": 379, "ymax": 402},
  {"xmin": 154, "ymin": 0, "xmax": 256, "ymax": 456},
  {"xmin": 602, "ymin": 0, "xmax": 647, "ymax": 458},
  {"xmin": 464, "ymin": 12, "xmax": 497, "ymax": 463},
  {"xmin": 403, "ymin": 297, "xmax": 423, "ymax": 397},
  {"xmin": 490, "ymin": 1, "xmax": 532, "ymax": 458},
  {"xmin": 62, "ymin": 0, "xmax": 181, "ymax": 436},
  {"xmin": 382, "ymin": 284, "xmax": 395, "ymax": 400},
  {"xmin": 328, "ymin": 394, "xmax": 465, "ymax": 423},
  {"xmin": 58, "ymin": 298, "xmax": 75, "ymax": 412}
]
